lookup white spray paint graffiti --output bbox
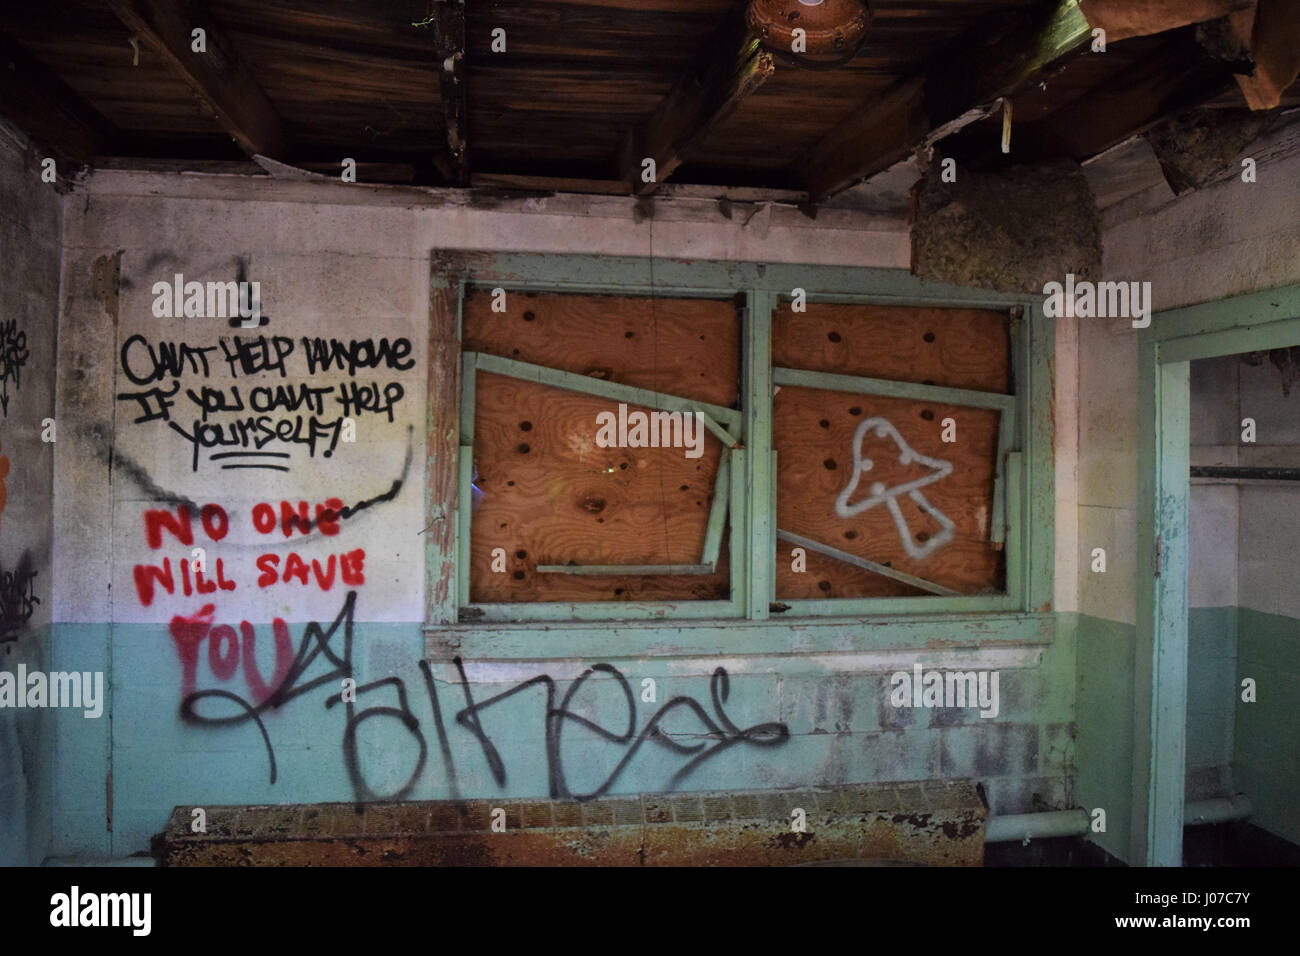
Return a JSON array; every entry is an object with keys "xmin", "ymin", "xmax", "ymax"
[{"xmin": 834, "ymin": 417, "xmax": 955, "ymax": 561}]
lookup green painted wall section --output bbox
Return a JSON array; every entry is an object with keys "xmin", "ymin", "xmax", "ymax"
[
  {"xmin": 45, "ymin": 610, "xmax": 1078, "ymax": 859},
  {"xmin": 0, "ymin": 624, "xmax": 54, "ymax": 866},
  {"xmin": 1076, "ymin": 607, "xmax": 1298, "ymax": 864},
  {"xmin": 1073, "ymin": 612, "xmax": 1136, "ymax": 862},
  {"xmin": 1236, "ymin": 607, "xmax": 1300, "ymax": 846},
  {"xmin": 1186, "ymin": 607, "xmax": 1237, "ymax": 800}
]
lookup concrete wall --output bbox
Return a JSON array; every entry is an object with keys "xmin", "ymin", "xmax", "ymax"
[
  {"xmin": 40, "ymin": 169, "xmax": 1074, "ymax": 860},
  {"xmin": 1075, "ymin": 147, "xmax": 1300, "ymax": 862},
  {"xmin": 0, "ymin": 123, "xmax": 60, "ymax": 864}
]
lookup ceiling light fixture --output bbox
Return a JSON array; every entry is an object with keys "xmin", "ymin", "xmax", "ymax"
[{"xmin": 747, "ymin": 0, "xmax": 871, "ymax": 70}]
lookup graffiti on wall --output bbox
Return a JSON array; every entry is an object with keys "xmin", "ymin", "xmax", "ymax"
[
  {"xmin": 115, "ymin": 333, "xmax": 414, "ymax": 471},
  {"xmin": 0, "ymin": 440, "xmax": 8, "ymax": 534},
  {"xmin": 835, "ymin": 417, "xmax": 956, "ymax": 560},
  {"xmin": 170, "ymin": 590, "xmax": 790, "ymax": 803},
  {"xmin": 0, "ymin": 319, "xmax": 28, "ymax": 418},
  {"xmin": 129, "ymin": 425, "xmax": 409, "ymax": 608},
  {"xmin": 0, "ymin": 551, "xmax": 40, "ymax": 643}
]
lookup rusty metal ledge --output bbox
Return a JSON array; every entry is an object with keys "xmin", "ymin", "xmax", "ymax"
[{"xmin": 154, "ymin": 781, "xmax": 986, "ymax": 867}]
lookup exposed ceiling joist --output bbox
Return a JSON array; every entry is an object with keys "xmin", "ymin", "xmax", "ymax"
[
  {"xmin": 620, "ymin": 6, "xmax": 774, "ymax": 196},
  {"xmin": 104, "ymin": 0, "xmax": 288, "ymax": 159},
  {"xmin": 802, "ymin": 78, "xmax": 928, "ymax": 203},
  {"xmin": 1017, "ymin": 35, "xmax": 1236, "ymax": 162},
  {"xmin": 803, "ymin": 0, "xmax": 1093, "ymax": 201},
  {"xmin": 433, "ymin": 0, "xmax": 469, "ymax": 186},
  {"xmin": 0, "ymin": 32, "xmax": 116, "ymax": 165}
]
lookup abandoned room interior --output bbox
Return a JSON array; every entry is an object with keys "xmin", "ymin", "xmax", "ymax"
[{"xmin": 1, "ymin": 0, "xmax": 1298, "ymax": 876}]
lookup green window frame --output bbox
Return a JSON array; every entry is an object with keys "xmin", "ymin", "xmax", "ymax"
[{"xmin": 425, "ymin": 252, "xmax": 1055, "ymax": 644}]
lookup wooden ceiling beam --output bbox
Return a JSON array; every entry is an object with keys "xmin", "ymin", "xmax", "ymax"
[
  {"xmin": 0, "ymin": 32, "xmax": 117, "ymax": 165},
  {"xmin": 803, "ymin": 0, "xmax": 1094, "ymax": 201},
  {"xmin": 104, "ymin": 0, "xmax": 288, "ymax": 159},
  {"xmin": 432, "ymin": 0, "xmax": 468, "ymax": 186},
  {"xmin": 620, "ymin": 6, "xmax": 774, "ymax": 196}
]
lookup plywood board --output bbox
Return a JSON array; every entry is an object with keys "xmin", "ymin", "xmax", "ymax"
[
  {"xmin": 772, "ymin": 299, "xmax": 1008, "ymax": 600},
  {"xmin": 465, "ymin": 290, "xmax": 738, "ymax": 603},
  {"xmin": 464, "ymin": 289, "xmax": 741, "ymax": 408},
  {"xmin": 774, "ymin": 386, "xmax": 1003, "ymax": 598},
  {"xmin": 772, "ymin": 302, "xmax": 1010, "ymax": 393}
]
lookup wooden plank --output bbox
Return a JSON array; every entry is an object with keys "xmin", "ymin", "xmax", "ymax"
[
  {"xmin": 620, "ymin": 4, "xmax": 774, "ymax": 195},
  {"xmin": 469, "ymin": 172, "xmax": 632, "ymax": 195},
  {"xmin": 104, "ymin": 0, "xmax": 288, "ymax": 158},
  {"xmin": 772, "ymin": 301, "xmax": 1011, "ymax": 393},
  {"xmin": 462, "ymin": 286, "xmax": 741, "ymax": 604},
  {"xmin": 772, "ymin": 299, "xmax": 1008, "ymax": 598},
  {"xmin": 468, "ymin": 374, "xmax": 730, "ymax": 603},
  {"xmin": 774, "ymin": 367, "xmax": 1014, "ymax": 413},
  {"xmin": 803, "ymin": 77, "xmax": 927, "ymax": 203},
  {"xmin": 803, "ymin": 0, "xmax": 1093, "ymax": 200},
  {"xmin": 427, "ymin": 277, "xmax": 462, "ymax": 625},
  {"xmin": 462, "ymin": 289, "xmax": 741, "ymax": 408},
  {"xmin": 777, "ymin": 529, "xmax": 960, "ymax": 596},
  {"xmin": 432, "ymin": 0, "xmax": 468, "ymax": 185},
  {"xmin": 472, "ymin": 352, "xmax": 741, "ymax": 430},
  {"xmin": 743, "ymin": 290, "xmax": 776, "ymax": 619},
  {"xmin": 0, "ymin": 32, "xmax": 117, "ymax": 163}
]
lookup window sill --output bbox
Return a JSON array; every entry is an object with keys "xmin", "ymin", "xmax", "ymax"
[{"xmin": 423, "ymin": 610, "xmax": 1054, "ymax": 662}]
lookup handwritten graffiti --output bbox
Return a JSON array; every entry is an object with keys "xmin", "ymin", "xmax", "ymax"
[
  {"xmin": 835, "ymin": 417, "xmax": 956, "ymax": 560},
  {"xmin": 0, "ymin": 440, "xmax": 8, "ymax": 534},
  {"xmin": 115, "ymin": 333, "xmax": 414, "ymax": 471},
  {"xmin": 0, "ymin": 552, "xmax": 40, "ymax": 643},
  {"xmin": 0, "ymin": 319, "xmax": 29, "ymax": 417},
  {"xmin": 454, "ymin": 661, "xmax": 789, "ymax": 801},
  {"xmin": 172, "ymin": 591, "xmax": 790, "ymax": 803}
]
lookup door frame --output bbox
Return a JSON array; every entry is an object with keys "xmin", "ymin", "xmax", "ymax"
[{"xmin": 1136, "ymin": 282, "xmax": 1300, "ymax": 865}]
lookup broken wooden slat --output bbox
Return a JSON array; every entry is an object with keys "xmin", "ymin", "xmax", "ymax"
[
  {"xmin": 473, "ymin": 352, "xmax": 743, "ymax": 430},
  {"xmin": 772, "ymin": 367, "xmax": 1014, "ymax": 413},
  {"xmin": 433, "ymin": 0, "xmax": 469, "ymax": 185},
  {"xmin": 620, "ymin": 5, "xmax": 775, "ymax": 195},
  {"xmin": 105, "ymin": 0, "xmax": 288, "ymax": 159},
  {"xmin": 776, "ymin": 530, "xmax": 960, "ymax": 597},
  {"xmin": 700, "ymin": 452, "xmax": 731, "ymax": 569},
  {"xmin": 694, "ymin": 409, "xmax": 741, "ymax": 449}
]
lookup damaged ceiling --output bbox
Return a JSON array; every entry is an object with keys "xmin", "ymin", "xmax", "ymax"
[{"xmin": 0, "ymin": 0, "xmax": 1296, "ymax": 203}]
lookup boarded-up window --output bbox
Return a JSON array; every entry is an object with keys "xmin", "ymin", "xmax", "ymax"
[
  {"xmin": 773, "ymin": 303, "xmax": 1010, "ymax": 599},
  {"xmin": 463, "ymin": 290, "xmax": 739, "ymax": 603}
]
